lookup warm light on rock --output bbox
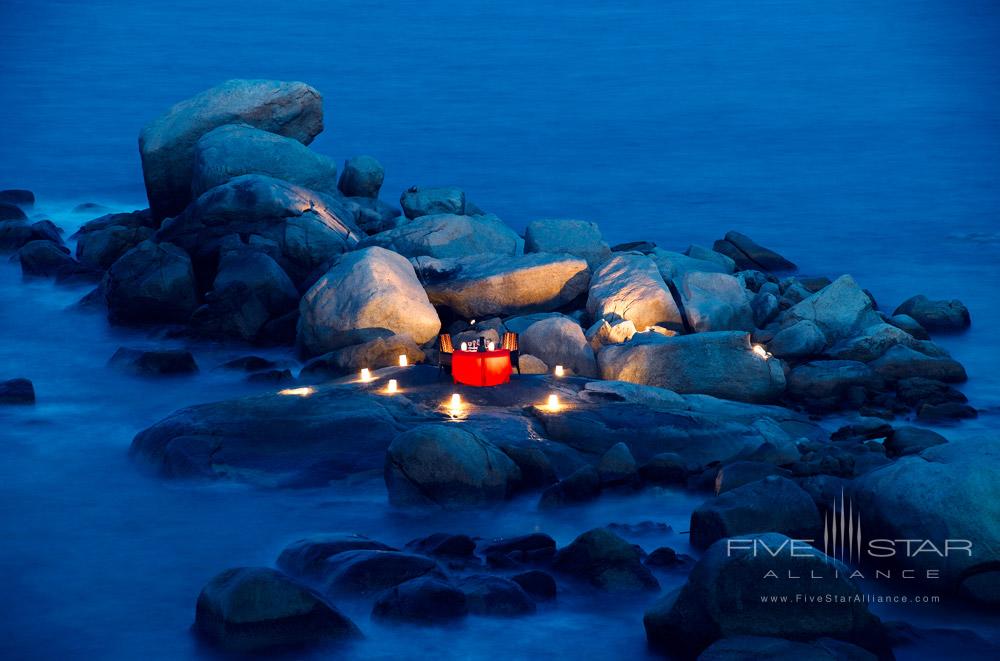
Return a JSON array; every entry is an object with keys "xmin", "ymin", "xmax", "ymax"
[
  {"xmin": 450, "ymin": 393, "xmax": 462, "ymax": 408},
  {"xmin": 278, "ymin": 386, "xmax": 314, "ymax": 397},
  {"xmin": 752, "ymin": 344, "xmax": 770, "ymax": 359},
  {"xmin": 554, "ymin": 365, "xmax": 565, "ymax": 377},
  {"xmin": 398, "ymin": 354, "xmax": 408, "ymax": 367},
  {"xmin": 360, "ymin": 368, "xmax": 372, "ymax": 382}
]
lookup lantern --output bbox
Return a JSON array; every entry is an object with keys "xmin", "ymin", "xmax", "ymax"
[
  {"xmin": 360, "ymin": 368, "xmax": 372, "ymax": 382},
  {"xmin": 554, "ymin": 365, "xmax": 565, "ymax": 377},
  {"xmin": 460, "ymin": 341, "xmax": 468, "ymax": 352},
  {"xmin": 386, "ymin": 379, "xmax": 398, "ymax": 393},
  {"xmin": 546, "ymin": 394, "xmax": 560, "ymax": 411},
  {"xmin": 399, "ymin": 354, "xmax": 408, "ymax": 367}
]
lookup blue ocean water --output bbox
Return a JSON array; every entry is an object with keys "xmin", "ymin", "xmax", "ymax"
[{"xmin": 1, "ymin": 0, "xmax": 999, "ymax": 658}]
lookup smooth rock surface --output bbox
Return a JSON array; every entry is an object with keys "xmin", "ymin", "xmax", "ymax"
[
  {"xmin": 587, "ymin": 252, "xmax": 683, "ymax": 330},
  {"xmin": 364, "ymin": 213, "xmax": 518, "ymax": 258},
  {"xmin": 104, "ymin": 241, "xmax": 198, "ymax": 324},
  {"xmin": 524, "ymin": 218, "xmax": 610, "ymax": 268}
]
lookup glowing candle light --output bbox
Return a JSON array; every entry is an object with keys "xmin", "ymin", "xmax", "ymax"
[
  {"xmin": 752, "ymin": 344, "xmax": 769, "ymax": 359},
  {"xmin": 460, "ymin": 341, "xmax": 468, "ymax": 352},
  {"xmin": 279, "ymin": 386, "xmax": 315, "ymax": 397},
  {"xmin": 554, "ymin": 365, "xmax": 565, "ymax": 377},
  {"xmin": 450, "ymin": 393, "xmax": 462, "ymax": 408},
  {"xmin": 360, "ymin": 368, "xmax": 372, "ymax": 382},
  {"xmin": 487, "ymin": 340, "xmax": 495, "ymax": 351},
  {"xmin": 546, "ymin": 394, "xmax": 560, "ymax": 411},
  {"xmin": 387, "ymin": 379, "xmax": 398, "ymax": 393},
  {"xmin": 399, "ymin": 354, "xmax": 408, "ymax": 367}
]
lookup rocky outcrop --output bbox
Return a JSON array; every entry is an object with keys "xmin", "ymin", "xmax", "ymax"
[
  {"xmin": 372, "ymin": 576, "xmax": 468, "ymax": 623},
  {"xmin": 893, "ymin": 295, "xmax": 970, "ymax": 332},
  {"xmin": 598, "ymin": 331, "xmax": 786, "ymax": 403},
  {"xmin": 419, "ymin": 253, "xmax": 590, "ymax": 318},
  {"xmin": 767, "ymin": 320, "xmax": 826, "ymax": 359},
  {"xmin": 364, "ymin": 213, "xmax": 518, "ymax": 258},
  {"xmin": 301, "ymin": 334, "xmax": 426, "ymax": 376},
  {"xmin": 109, "ymin": 347, "xmax": 198, "ymax": 376},
  {"xmin": 384, "ymin": 425, "xmax": 521, "ymax": 510},
  {"xmin": 298, "ymin": 247, "xmax": 440, "ymax": 356},
  {"xmin": 587, "ymin": 253, "xmax": 683, "ymax": 330},
  {"xmin": 194, "ymin": 567, "xmax": 359, "ymax": 652},
  {"xmin": 712, "ymin": 231, "xmax": 796, "ymax": 272},
  {"xmin": 552, "ymin": 528, "xmax": 659, "ymax": 592},
  {"xmin": 140, "ymin": 79, "xmax": 323, "ymax": 219},
  {"xmin": 277, "ymin": 534, "xmax": 396, "ymax": 580},
  {"xmin": 338, "ymin": 155, "xmax": 384, "ymax": 199},
  {"xmin": 782, "ymin": 275, "xmax": 881, "ymax": 343},
  {"xmin": 400, "ymin": 186, "xmax": 465, "ymax": 219},
  {"xmin": 0, "ymin": 378, "xmax": 35, "ymax": 404},
  {"xmin": 523, "ymin": 218, "xmax": 610, "ymax": 268},
  {"xmin": 677, "ymin": 271, "xmax": 753, "ymax": 332},
  {"xmin": 190, "ymin": 124, "xmax": 339, "ymax": 197},
  {"xmin": 507, "ymin": 313, "xmax": 597, "ymax": 377},
  {"xmin": 104, "ymin": 241, "xmax": 199, "ymax": 325}
]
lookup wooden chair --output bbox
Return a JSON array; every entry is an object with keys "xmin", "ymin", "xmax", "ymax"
[
  {"xmin": 502, "ymin": 331, "xmax": 520, "ymax": 374},
  {"xmin": 437, "ymin": 333, "xmax": 454, "ymax": 376}
]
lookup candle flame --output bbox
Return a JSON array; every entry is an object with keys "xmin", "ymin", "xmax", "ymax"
[
  {"xmin": 279, "ymin": 387, "xmax": 314, "ymax": 397},
  {"xmin": 398, "ymin": 354, "xmax": 408, "ymax": 367},
  {"xmin": 546, "ymin": 394, "xmax": 560, "ymax": 411},
  {"xmin": 554, "ymin": 365, "xmax": 565, "ymax": 377},
  {"xmin": 386, "ymin": 379, "xmax": 398, "ymax": 393},
  {"xmin": 360, "ymin": 368, "xmax": 372, "ymax": 382}
]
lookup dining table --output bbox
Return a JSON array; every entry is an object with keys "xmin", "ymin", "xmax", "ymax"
[{"xmin": 451, "ymin": 349, "xmax": 512, "ymax": 387}]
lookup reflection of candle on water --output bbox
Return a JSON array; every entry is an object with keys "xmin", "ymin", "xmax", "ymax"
[
  {"xmin": 546, "ymin": 394, "xmax": 560, "ymax": 411},
  {"xmin": 387, "ymin": 379, "xmax": 398, "ymax": 393},
  {"xmin": 398, "ymin": 354, "xmax": 408, "ymax": 367},
  {"xmin": 554, "ymin": 365, "xmax": 564, "ymax": 377},
  {"xmin": 360, "ymin": 368, "xmax": 372, "ymax": 382}
]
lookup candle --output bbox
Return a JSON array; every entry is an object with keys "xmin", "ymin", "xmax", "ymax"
[
  {"xmin": 360, "ymin": 368, "xmax": 372, "ymax": 382},
  {"xmin": 450, "ymin": 393, "xmax": 462, "ymax": 408},
  {"xmin": 487, "ymin": 340, "xmax": 495, "ymax": 351},
  {"xmin": 460, "ymin": 341, "xmax": 468, "ymax": 352},
  {"xmin": 554, "ymin": 365, "xmax": 564, "ymax": 377},
  {"xmin": 278, "ymin": 386, "xmax": 314, "ymax": 397},
  {"xmin": 547, "ymin": 394, "xmax": 560, "ymax": 411},
  {"xmin": 399, "ymin": 354, "xmax": 408, "ymax": 367},
  {"xmin": 387, "ymin": 379, "xmax": 398, "ymax": 393}
]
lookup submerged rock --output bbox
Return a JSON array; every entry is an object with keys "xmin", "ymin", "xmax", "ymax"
[
  {"xmin": 0, "ymin": 378, "xmax": 35, "ymax": 404},
  {"xmin": 511, "ymin": 570, "xmax": 557, "ymax": 601},
  {"xmin": 76, "ymin": 225, "xmax": 154, "ymax": 271},
  {"xmin": 883, "ymin": 426, "xmax": 947, "ymax": 457},
  {"xmin": 587, "ymin": 252, "xmax": 683, "ymax": 331},
  {"xmin": 140, "ymin": 79, "xmax": 324, "ymax": 219},
  {"xmin": 194, "ymin": 567, "xmax": 359, "ymax": 653},
  {"xmin": 384, "ymin": 424, "xmax": 521, "ymax": 510},
  {"xmin": 459, "ymin": 575, "xmax": 536, "ymax": 616},
  {"xmin": 598, "ymin": 331, "xmax": 786, "ymax": 403},
  {"xmin": 365, "ymin": 213, "xmax": 518, "ymax": 258},
  {"xmin": 190, "ymin": 124, "xmax": 339, "ymax": 197},
  {"xmin": 400, "ymin": 186, "xmax": 465, "ymax": 219},
  {"xmin": 372, "ymin": 576, "xmax": 468, "ymax": 623},
  {"xmin": 643, "ymin": 533, "xmax": 888, "ymax": 657},
  {"xmin": 277, "ymin": 533, "xmax": 396, "ymax": 581},
  {"xmin": 538, "ymin": 465, "xmax": 601, "ymax": 508},
  {"xmin": 524, "ymin": 218, "xmax": 610, "ymax": 268},
  {"xmin": 18, "ymin": 240, "xmax": 90, "ymax": 280},
  {"xmin": 321, "ymin": 550, "xmax": 440, "ymax": 595},
  {"xmin": 103, "ymin": 241, "xmax": 199, "ymax": 325},
  {"xmin": 552, "ymin": 528, "xmax": 659, "ymax": 592},
  {"xmin": 0, "ymin": 189, "xmax": 34, "ymax": 207},
  {"xmin": 109, "ymin": 347, "xmax": 199, "ymax": 376},
  {"xmin": 298, "ymin": 247, "xmax": 440, "ymax": 356},
  {"xmin": 893, "ymin": 295, "xmax": 970, "ymax": 332}
]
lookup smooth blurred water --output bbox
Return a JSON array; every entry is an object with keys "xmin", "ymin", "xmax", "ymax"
[{"xmin": 2, "ymin": 0, "xmax": 999, "ymax": 658}]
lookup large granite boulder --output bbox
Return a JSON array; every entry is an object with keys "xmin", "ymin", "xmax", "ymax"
[
  {"xmin": 767, "ymin": 320, "xmax": 827, "ymax": 359},
  {"xmin": 851, "ymin": 436, "xmax": 1000, "ymax": 606},
  {"xmin": 507, "ymin": 313, "xmax": 597, "ymax": 377},
  {"xmin": 868, "ymin": 345, "xmax": 967, "ymax": 383},
  {"xmin": 650, "ymin": 249, "xmax": 732, "ymax": 281},
  {"xmin": 338, "ymin": 155, "xmax": 384, "ymax": 199},
  {"xmin": 587, "ymin": 253, "xmax": 683, "ymax": 330},
  {"xmin": 400, "ymin": 186, "xmax": 465, "ymax": 219},
  {"xmin": 552, "ymin": 528, "xmax": 659, "ymax": 592},
  {"xmin": 585, "ymin": 318, "xmax": 637, "ymax": 351},
  {"xmin": 277, "ymin": 534, "xmax": 396, "ymax": 580},
  {"xmin": 194, "ymin": 567, "xmax": 359, "ymax": 652},
  {"xmin": 458, "ymin": 575, "xmax": 536, "ymax": 615},
  {"xmin": 104, "ymin": 240, "xmax": 199, "ymax": 324},
  {"xmin": 76, "ymin": 224, "xmax": 154, "ymax": 270},
  {"xmin": 524, "ymin": 218, "xmax": 610, "ymax": 268},
  {"xmin": 419, "ymin": 253, "xmax": 590, "ymax": 318},
  {"xmin": 786, "ymin": 360, "xmax": 880, "ymax": 403},
  {"xmin": 298, "ymin": 247, "xmax": 440, "ymax": 356},
  {"xmin": 712, "ymin": 231, "xmax": 796, "ymax": 272},
  {"xmin": 321, "ymin": 550, "xmax": 441, "ymax": 595},
  {"xmin": 190, "ymin": 124, "xmax": 339, "ymax": 197},
  {"xmin": 893, "ymin": 295, "xmax": 970, "ymax": 332},
  {"xmin": 140, "ymin": 79, "xmax": 323, "ymax": 219},
  {"xmin": 130, "ymin": 385, "xmax": 419, "ymax": 486},
  {"xmin": 363, "ymin": 213, "xmax": 518, "ymax": 259},
  {"xmin": 384, "ymin": 424, "xmax": 521, "ymax": 510},
  {"xmin": 598, "ymin": 331, "xmax": 786, "ymax": 403},
  {"xmin": 782, "ymin": 275, "xmax": 881, "ymax": 343},
  {"xmin": 0, "ymin": 378, "xmax": 35, "ymax": 404},
  {"xmin": 643, "ymin": 534, "xmax": 887, "ymax": 658},
  {"xmin": 677, "ymin": 271, "xmax": 754, "ymax": 332},
  {"xmin": 18, "ymin": 240, "xmax": 89, "ymax": 280},
  {"xmin": 828, "ymin": 322, "xmax": 948, "ymax": 363},
  {"xmin": 689, "ymin": 476, "xmax": 821, "ymax": 549},
  {"xmin": 156, "ymin": 174, "xmax": 362, "ymax": 285},
  {"xmin": 372, "ymin": 576, "xmax": 468, "ymax": 623}
]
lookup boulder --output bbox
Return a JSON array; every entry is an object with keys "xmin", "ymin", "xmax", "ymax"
[
  {"xmin": 886, "ymin": 313, "xmax": 929, "ymax": 340},
  {"xmin": 372, "ymin": 576, "xmax": 468, "ymax": 623},
  {"xmin": 524, "ymin": 218, "xmax": 610, "ymax": 268},
  {"xmin": 480, "ymin": 534, "xmax": 557, "ymax": 566},
  {"xmin": 597, "ymin": 442, "xmax": 638, "ymax": 486},
  {"xmin": 140, "ymin": 79, "xmax": 323, "ymax": 219},
  {"xmin": 277, "ymin": 533, "xmax": 396, "ymax": 580},
  {"xmin": 28, "ymin": 220, "xmax": 63, "ymax": 245},
  {"xmin": 384, "ymin": 424, "xmax": 521, "ymax": 510},
  {"xmin": 109, "ymin": 348, "xmax": 198, "ymax": 376},
  {"xmin": 552, "ymin": 528, "xmax": 659, "ymax": 592},
  {"xmin": 883, "ymin": 426, "xmax": 947, "ymax": 458},
  {"xmin": 499, "ymin": 445, "xmax": 558, "ymax": 489},
  {"xmin": 511, "ymin": 571, "xmax": 557, "ymax": 601},
  {"xmin": 586, "ymin": 253, "xmax": 683, "ymax": 330},
  {"xmin": 585, "ymin": 318, "xmax": 637, "ymax": 352},
  {"xmin": 916, "ymin": 401, "xmax": 977, "ymax": 421},
  {"xmin": 405, "ymin": 533, "xmax": 476, "ymax": 558},
  {"xmin": 298, "ymin": 247, "xmax": 440, "ymax": 356},
  {"xmin": 301, "ymin": 335, "xmax": 426, "ymax": 376},
  {"xmin": 751, "ymin": 291, "xmax": 779, "ymax": 327},
  {"xmin": 786, "ymin": 360, "xmax": 880, "ymax": 403},
  {"xmin": 321, "ymin": 550, "xmax": 440, "ymax": 595},
  {"xmin": 0, "ymin": 189, "xmax": 34, "ymax": 207},
  {"xmin": 400, "ymin": 186, "xmax": 465, "ymax": 219},
  {"xmin": 712, "ymin": 231, "xmax": 796, "ymax": 271},
  {"xmin": 194, "ymin": 567, "xmax": 359, "ymax": 652},
  {"xmin": 103, "ymin": 241, "xmax": 199, "ymax": 324},
  {"xmin": 538, "ymin": 465, "xmax": 601, "ymax": 508},
  {"xmin": 638, "ymin": 453, "xmax": 689, "ymax": 484},
  {"xmin": 459, "ymin": 575, "xmax": 536, "ymax": 616},
  {"xmin": 76, "ymin": 225, "xmax": 154, "ymax": 270},
  {"xmin": 155, "ymin": 174, "xmax": 362, "ymax": 284},
  {"xmin": 868, "ymin": 345, "xmax": 967, "ymax": 383},
  {"xmin": 893, "ymin": 295, "xmax": 970, "ymax": 332},
  {"xmin": 0, "ymin": 220, "xmax": 34, "ymax": 251},
  {"xmin": 677, "ymin": 271, "xmax": 754, "ymax": 332},
  {"xmin": 827, "ymin": 322, "xmax": 941, "ymax": 363},
  {"xmin": 782, "ymin": 275, "xmax": 881, "ymax": 343},
  {"xmin": 130, "ymin": 385, "xmax": 417, "ymax": 486},
  {"xmin": 643, "ymin": 533, "xmax": 887, "ymax": 657},
  {"xmin": 364, "ymin": 213, "xmax": 518, "ymax": 258},
  {"xmin": 895, "ymin": 377, "xmax": 967, "ymax": 408},
  {"xmin": 71, "ymin": 209, "xmax": 155, "ymax": 237},
  {"xmin": 644, "ymin": 547, "xmax": 692, "ymax": 569},
  {"xmin": 851, "ymin": 436, "xmax": 1000, "ymax": 604},
  {"xmin": 508, "ymin": 314, "xmax": 597, "ymax": 377},
  {"xmin": 190, "ymin": 124, "xmax": 339, "ymax": 197},
  {"xmin": 0, "ymin": 202, "xmax": 26, "ymax": 221},
  {"xmin": 598, "ymin": 331, "xmax": 786, "ymax": 403},
  {"xmin": 712, "ymin": 461, "xmax": 792, "ymax": 493},
  {"xmin": 420, "ymin": 253, "xmax": 590, "ymax": 318},
  {"xmin": 343, "ymin": 196, "xmax": 402, "ymax": 235},
  {"xmin": 517, "ymin": 354, "xmax": 548, "ymax": 374},
  {"xmin": 17, "ymin": 240, "xmax": 86, "ymax": 279},
  {"xmin": 767, "ymin": 320, "xmax": 826, "ymax": 359},
  {"xmin": 685, "ymin": 244, "xmax": 736, "ymax": 271},
  {"xmin": 0, "ymin": 378, "xmax": 35, "ymax": 404},
  {"xmin": 651, "ymin": 248, "xmax": 731, "ymax": 281},
  {"xmin": 698, "ymin": 636, "xmax": 877, "ymax": 661},
  {"xmin": 689, "ymin": 476, "xmax": 820, "ymax": 549},
  {"xmin": 338, "ymin": 155, "xmax": 384, "ymax": 199}
]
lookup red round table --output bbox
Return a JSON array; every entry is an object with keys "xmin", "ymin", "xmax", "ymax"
[{"xmin": 452, "ymin": 349, "xmax": 512, "ymax": 386}]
